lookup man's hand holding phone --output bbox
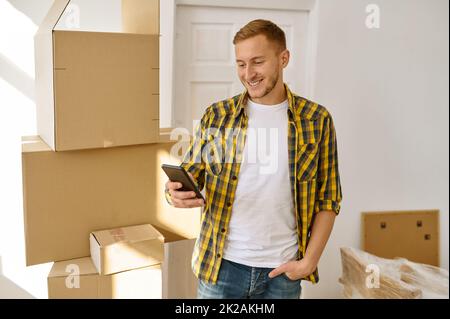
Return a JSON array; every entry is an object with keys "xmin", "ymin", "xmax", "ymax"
[{"xmin": 165, "ymin": 172, "xmax": 205, "ymax": 208}]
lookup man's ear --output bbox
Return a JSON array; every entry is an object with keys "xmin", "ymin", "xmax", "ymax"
[{"xmin": 281, "ymin": 49, "xmax": 290, "ymax": 68}]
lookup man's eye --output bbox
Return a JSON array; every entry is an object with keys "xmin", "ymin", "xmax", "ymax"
[{"xmin": 254, "ymin": 61, "xmax": 263, "ymax": 65}]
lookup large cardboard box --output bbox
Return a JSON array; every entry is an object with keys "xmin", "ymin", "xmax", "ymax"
[
  {"xmin": 35, "ymin": 0, "xmax": 160, "ymax": 151},
  {"xmin": 362, "ymin": 210, "xmax": 440, "ymax": 266},
  {"xmin": 21, "ymin": 136, "xmax": 200, "ymax": 266},
  {"xmin": 48, "ymin": 257, "xmax": 162, "ymax": 299},
  {"xmin": 90, "ymin": 224, "xmax": 164, "ymax": 275}
]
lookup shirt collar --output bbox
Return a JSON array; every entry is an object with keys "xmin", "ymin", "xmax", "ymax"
[{"xmin": 233, "ymin": 83, "xmax": 297, "ymax": 118}]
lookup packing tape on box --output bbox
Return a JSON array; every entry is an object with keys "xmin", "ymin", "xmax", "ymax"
[{"xmin": 109, "ymin": 228, "xmax": 126, "ymax": 242}]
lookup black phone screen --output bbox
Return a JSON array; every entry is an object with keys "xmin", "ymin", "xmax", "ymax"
[{"xmin": 161, "ymin": 164, "xmax": 205, "ymax": 201}]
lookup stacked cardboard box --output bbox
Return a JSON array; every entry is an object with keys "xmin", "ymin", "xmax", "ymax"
[
  {"xmin": 89, "ymin": 224, "xmax": 165, "ymax": 275},
  {"xmin": 48, "ymin": 257, "xmax": 162, "ymax": 299},
  {"xmin": 23, "ymin": 0, "xmax": 200, "ymax": 299},
  {"xmin": 35, "ymin": 0, "xmax": 160, "ymax": 151}
]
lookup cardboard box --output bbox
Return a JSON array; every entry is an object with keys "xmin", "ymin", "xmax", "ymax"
[
  {"xmin": 35, "ymin": 0, "xmax": 160, "ymax": 151},
  {"xmin": 48, "ymin": 257, "xmax": 162, "ymax": 299},
  {"xmin": 362, "ymin": 210, "xmax": 440, "ymax": 266},
  {"xmin": 22, "ymin": 136, "xmax": 200, "ymax": 266},
  {"xmin": 122, "ymin": 0, "xmax": 160, "ymax": 34},
  {"xmin": 90, "ymin": 224, "xmax": 164, "ymax": 275},
  {"xmin": 159, "ymin": 229, "xmax": 198, "ymax": 299}
]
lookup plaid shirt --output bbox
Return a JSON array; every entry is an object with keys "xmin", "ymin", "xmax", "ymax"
[{"xmin": 176, "ymin": 84, "xmax": 342, "ymax": 284}]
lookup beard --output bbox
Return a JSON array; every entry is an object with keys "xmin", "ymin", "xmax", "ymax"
[{"xmin": 246, "ymin": 72, "xmax": 279, "ymax": 100}]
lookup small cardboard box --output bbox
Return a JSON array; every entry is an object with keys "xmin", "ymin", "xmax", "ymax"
[
  {"xmin": 48, "ymin": 257, "xmax": 162, "ymax": 299},
  {"xmin": 35, "ymin": 0, "xmax": 160, "ymax": 151},
  {"xmin": 90, "ymin": 224, "xmax": 164, "ymax": 275}
]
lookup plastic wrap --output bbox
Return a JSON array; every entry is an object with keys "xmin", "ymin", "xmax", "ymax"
[{"xmin": 339, "ymin": 247, "xmax": 449, "ymax": 299}]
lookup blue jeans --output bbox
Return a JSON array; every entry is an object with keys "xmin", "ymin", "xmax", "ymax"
[{"xmin": 197, "ymin": 259, "xmax": 302, "ymax": 299}]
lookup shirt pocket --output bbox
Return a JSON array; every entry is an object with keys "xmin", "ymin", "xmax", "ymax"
[
  {"xmin": 204, "ymin": 133, "xmax": 225, "ymax": 176},
  {"xmin": 296, "ymin": 120, "xmax": 320, "ymax": 182}
]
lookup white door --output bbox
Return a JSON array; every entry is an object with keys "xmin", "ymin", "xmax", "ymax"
[{"xmin": 174, "ymin": 4, "xmax": 312, "ymax": 132}]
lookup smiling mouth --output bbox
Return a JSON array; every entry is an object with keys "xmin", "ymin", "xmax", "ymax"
[{"xmin": 247, "ymin": 79, "xmax": 263, "ymax": 87}]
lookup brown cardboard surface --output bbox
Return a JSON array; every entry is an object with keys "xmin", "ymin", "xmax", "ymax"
[
  {"xmin": 145, "ymin": 226, "xmax": 198, "ymax": 298},
  {"xmin": 92, "ymin": 224, "xmax": 164, "ymax": 246},
  {"xmin": 163, "ymin": 236, "xmax": 198, "ymax": 299},
  {"xmin": 48, "ymin": 257, "xmax": 162, "ymax": 299},
  {"xmin": 49, "ymin": 256, "xmax": 98, "ymax": 277},
  {"xmin": 158, "ymin": 128, "xmax": 174, "ymax": 143},
  {"xmin": 90, "ymin": 224, "xmax": 164, "ymax": 275},
  {"xmin": 98, "ymin": 265, "xmax": 162, "ymax": 299},
  {"xmin": 35, "ymin": 0, "xmax": 160, "ymax": 151},
  {"xmin": 53, "ymin": 31, "xmax": 159, "ymax": 150},
  {"xmin": 362, "ymin": 210, "xmax": 440, "ymax": 266},
  {"xmin": 22, "ymin": 136, "xmax": 200, "ymax": 266},
  {"xmin": 48, "ymin": 257, "xmax": 99, "ymax": 299},
  {"xmin": 122, "ymin": 0, "xmax": 160, "ymax": 35}
]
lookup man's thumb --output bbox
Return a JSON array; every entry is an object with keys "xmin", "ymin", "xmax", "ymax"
[{"xmin": 268, "ymin": 265, "xmax": 285, "ymax": 279}]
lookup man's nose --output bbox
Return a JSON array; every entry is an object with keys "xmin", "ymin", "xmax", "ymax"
[{"xmin": 245, "ymin": 66, "xmax": 256, "ymax": 80}]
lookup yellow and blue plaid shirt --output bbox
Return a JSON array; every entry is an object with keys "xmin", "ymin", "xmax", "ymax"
[{"xmin": 178, "ymin": 84, "xmax": 342, "ymax": 284}]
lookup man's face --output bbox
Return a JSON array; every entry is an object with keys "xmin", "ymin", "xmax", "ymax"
[{"xmin": 235, "ymin": 34, "xmax": 289, "ymax": 104}]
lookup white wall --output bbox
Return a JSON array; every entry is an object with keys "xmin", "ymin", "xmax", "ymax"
[
  {"xmin": 160, "ymin": 0, "xmax": 175, "ymax": 128},
  {"xmin": 0, "ymin": 0, "xmax": 448, "ymax": 299},
  {"xmin": 56, "ymin": 0, "xmax": 122, "ymax": 32},
  {"xmin": 0, "ymin": 0, "xmax": 54, "ymax": 298},
  {"xmin": 301, "ymin": 0, "xmax": 449, "ymax": 298}
]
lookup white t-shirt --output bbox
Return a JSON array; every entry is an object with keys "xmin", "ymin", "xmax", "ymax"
[{"xmin": 222, "ymin": 99, "xmax": 298, "ymax": 268}]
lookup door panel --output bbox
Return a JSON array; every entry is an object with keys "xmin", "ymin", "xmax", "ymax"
[{"xmin": 175, "ymin": 5, "xmax": 310, "ymax": 131}]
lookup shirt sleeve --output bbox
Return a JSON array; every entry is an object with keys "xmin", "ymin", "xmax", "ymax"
[
  {"xmin": 179, "ymin": 108, "xmax": 209, "ymax": 192},
  {"xmin": 315, "ymin": 113, "xmax": 343, "ymax": 215}
]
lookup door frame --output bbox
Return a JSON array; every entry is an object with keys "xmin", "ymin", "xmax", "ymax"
[{"xmin": 161, "ymin": 0, "xmax": 318, "ymax": 128}]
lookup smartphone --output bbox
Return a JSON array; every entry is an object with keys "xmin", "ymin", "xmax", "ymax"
[{"xmin": 161, "ymin": 164, "xmax": 205, "ymax": 201}]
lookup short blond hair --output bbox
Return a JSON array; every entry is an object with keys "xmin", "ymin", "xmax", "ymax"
[{"xmin": 233, "ymin": 19, "xmax": 286, "ymax": 52}]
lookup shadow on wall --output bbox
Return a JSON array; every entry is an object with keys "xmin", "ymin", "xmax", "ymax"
[
  {"xmin": 0, "ymin": 54, "xmax": 34, "ymax": 101},
  {"xmin": 0, "ymin": 256, "xmax": 36, "ymax": 299},
  {"xmin": 6, "ymin": 0, "xmax": 54, "ymax": 26},
  {"xmin": 0, "ymin": 0, "xmax": 53, "ymax": 101}
]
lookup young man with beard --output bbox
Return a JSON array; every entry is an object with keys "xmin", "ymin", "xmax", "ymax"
[{"xmin": 165, "ymin": 19, "xmax": 342, "ymax": 299}]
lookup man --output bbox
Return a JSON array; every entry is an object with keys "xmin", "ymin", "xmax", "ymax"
[{"xmin": 165, "ymin": 19, "xmax": 342, "ymax": 299}]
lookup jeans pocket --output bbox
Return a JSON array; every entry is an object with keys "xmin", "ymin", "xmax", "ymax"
[{"xmin": 281, "ymin": 273, "xmax": 301, "ymax": 282}]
